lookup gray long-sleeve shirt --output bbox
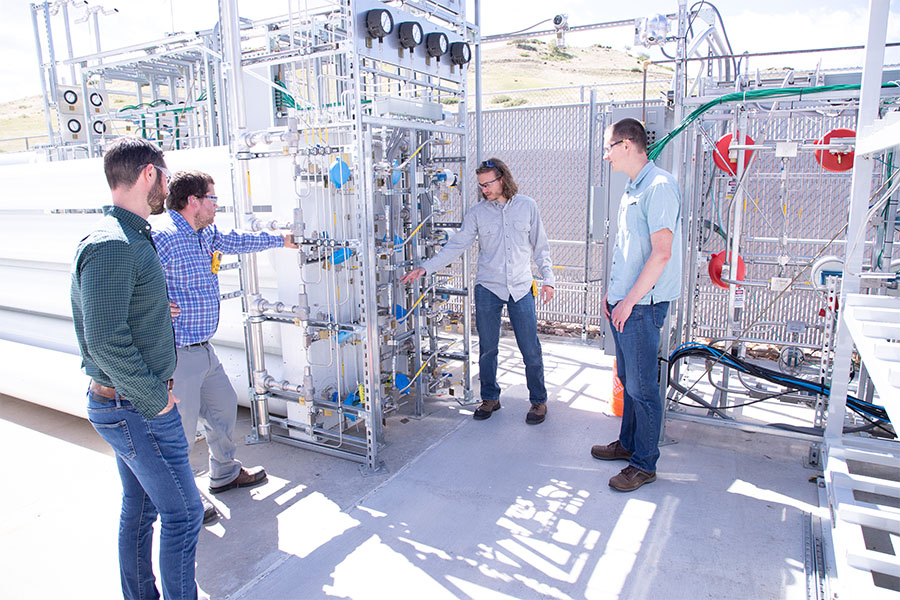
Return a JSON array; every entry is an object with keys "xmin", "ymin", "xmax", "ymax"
[{"xmin": 421, "ymin": 194, "xmax": 554, "ymax": 302}]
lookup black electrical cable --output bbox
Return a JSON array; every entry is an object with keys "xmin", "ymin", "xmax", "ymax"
[
  {"xmin": 668, "ymin": 343, "xmax": 894, "ymax": 436},
  {"xmin": 670, "ymin": 389, "xmax": 793, "ymax": 411},
  {"xmin": 686, "ymin": 1, "xmax": 737, "ymax": 76},
  {"xmin": 668, "ymin": 378, "xmax": 731, "ymax": 418}
]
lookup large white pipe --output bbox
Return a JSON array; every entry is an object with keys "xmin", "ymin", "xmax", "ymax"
[
  {"xmin": 0, "ymin": 340, "xmax": 91, "ymax": 418},
  {"xmin": 0, "ymin": 145, "xmax": 293, "ymax": 419},
  {"xmin": 0, "ymin": 337, "xmax": 290, "ymax": 419}
]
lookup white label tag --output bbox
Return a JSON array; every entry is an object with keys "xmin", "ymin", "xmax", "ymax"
[
  {"xmin": 733, "ymin": 286, "xmax": 745, "ymax": 308},
  {"xmin": 771, "ymin": 277, "xmax": 791, "ymax": 293},
  {"xmin": 775, "ymin": 142, "xmax": 798, "ymax": 158}
]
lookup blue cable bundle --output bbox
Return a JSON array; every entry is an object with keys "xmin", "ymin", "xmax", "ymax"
[{"xmin": 668, "ymin": 342, "xmax": 891, "ymax": 433}]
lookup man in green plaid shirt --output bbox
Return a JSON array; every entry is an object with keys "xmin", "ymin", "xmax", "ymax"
[{"xmin": 71, "ymin": 136, "xmax": 203, "ymax": 600}]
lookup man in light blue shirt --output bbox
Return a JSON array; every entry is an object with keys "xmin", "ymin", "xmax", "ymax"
[
  {"xmin": 400, "ymin": 158, "xmax": 555, "ymax": 424},
  {"xmin": 590, "ymin": 118, "xmax": 682, "ymax": 492}
]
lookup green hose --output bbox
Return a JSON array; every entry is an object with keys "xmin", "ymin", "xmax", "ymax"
[{"xmin": 648, "ymin": 82, "xmax": 900, "ymax": 160}]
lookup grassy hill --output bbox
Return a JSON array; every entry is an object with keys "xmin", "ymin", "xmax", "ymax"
[
  {"xmin": 0, "ymin": 41, "xmax": 669, "ymax": 152},
  {"xmin": 475, "ymin": 39, "xmax": 671, "ymax": 107}
]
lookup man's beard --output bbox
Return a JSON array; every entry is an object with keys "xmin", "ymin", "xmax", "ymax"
[
  {"xmin": 196, "ymin": 210, "xmax": 215, "ymax": 230},
  {"xmin": 147, "ymin": 176, "xmax": 166, "ymax": 215}
]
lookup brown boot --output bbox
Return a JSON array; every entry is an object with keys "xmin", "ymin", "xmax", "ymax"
[
  {"xmin": 473, "ymin": 399, "xmax": 501, "ymax": 420},
  {"xmin": 609, "ymin": 465, "xmax": 656, "ymax": 492},
  {"xmin": 526, "ymin": 402, "xmax": 546, "ymax": 425},
  {"xmin": 209, "ymin": 466, "xmax": 268, "ymax": 494},
  {"xmin": 590, "ymin": 440, "xmax": 632, "ymax": 461}
]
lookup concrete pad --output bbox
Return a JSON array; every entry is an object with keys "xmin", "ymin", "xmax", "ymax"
[{"xmin": 0, "ymin": 336, "xmax": 818, "ymax": 599}]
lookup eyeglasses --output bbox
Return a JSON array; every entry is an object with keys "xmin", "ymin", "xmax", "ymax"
[
  {"xmin": 478, "ymin": 176, "xmax": 501, "ymax": 189},
  {"xmin": 480, "ymin": 160, "xmax": 496, "ymax": 169},
  {"xmin": 604, "ymin": 139, "xmax": 626, "ymax": 153},
  {"xmin": 139, "ymin": 163, "xmax": 172, "ymax": 184},
  {"xmin": 198, "ymin": 195, "xmax": 218, "ymax": 204}
]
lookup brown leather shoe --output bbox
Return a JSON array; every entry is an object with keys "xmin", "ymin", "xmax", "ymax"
[
  {"xmin": 526, "ymin": 402, "xmax": 546, "ymax": 425},
  {"xmin": 201, "ymin": 495, "xmax": 218, "ymax": 524},
  {"xmin": 473, "ymin": 399, "xmax": 501, "ymax": 420},
  {"xmin": 590, "ymin": 440, "xmax": 633, "ymax": 461},
  {"xmin": 209, "ymin": 466, "xmax": 267, "ymax": 494},
  {"xmin": 609, "ymin": 465, "xmax": 656, "ymax": 492}
]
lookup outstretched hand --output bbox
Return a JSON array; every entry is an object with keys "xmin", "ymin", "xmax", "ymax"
[{"xmin": 399, "ymin": 267, "xmax": 426, "ymax": 285}]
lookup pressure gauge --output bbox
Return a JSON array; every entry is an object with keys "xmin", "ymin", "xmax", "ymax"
[
  {"xmin": 425, "ymin": 32, "xmax": 449, "ymax": 57},
  {"xmin": 62, "ymin": 89, "xmax": 79, "ymax": 105},
  {"xmin": 449, "ymin": 41, "xmax": 471, "ymax": 65},
  {"xmin": 365, "ymin": 9, "xmax": 393, "ymax": 39},
  {"xmin": 398, "ymin": 21, "xmax": 423, "ymax": 49}
]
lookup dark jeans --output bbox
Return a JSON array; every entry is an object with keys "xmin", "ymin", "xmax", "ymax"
[
  {"xmin": 475, "ymin": 284, "xmax": 547, "ymax": 404},
  {"xmin": 87, "ymin": 390, "xmax": 203, "ymax": 600},
  {"xmin": 608, "ymin": 301, "xmax": 669, "ymax": 473}
]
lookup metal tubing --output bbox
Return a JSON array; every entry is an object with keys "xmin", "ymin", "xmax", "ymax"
[
  {"xmin": 666, "ymin": 411, "xmax": 823, "ymax": 442},
  {"xmin": 669, "ymin": 379, "xmax": 730, "ymax": 419},
  {"xmin": 31, "ymin": 4, "xmax": 56, "ymax": 146},
  {"xmin": 651, "ymin": 41, "xmax": 900, "ymax": 65},
  {"xmin": 219, "ymin": 0, "xmax": 270, "ymax": 440},
  {"xmin": 203, "ymin": 47, "xmax": 217, "ymax": 145},
  {"xmin": 474, "ymin": 0, "xmax": 482, "ymax": 166},
  {"xmin": 270, "ymin": 433, "xmax": 367, "ymax": 464}
]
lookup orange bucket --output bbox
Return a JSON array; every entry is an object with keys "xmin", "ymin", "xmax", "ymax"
[{"xmin": 612, "ymin": 359, "xmax": 624, "ymax": 416}]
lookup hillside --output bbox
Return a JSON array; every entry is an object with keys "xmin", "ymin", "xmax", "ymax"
[
  {"xmin": 475, "ymin": 39, "xmax": 671, "ymax": 106},
  {"xmin": 0, "ymin": 41, "xmax": 668, "ymax": 152}
]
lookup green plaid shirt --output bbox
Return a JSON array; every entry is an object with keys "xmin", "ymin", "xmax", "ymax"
[{"xmin": 71, "ymin": 205, "xmax": 176, "ymax": 418}]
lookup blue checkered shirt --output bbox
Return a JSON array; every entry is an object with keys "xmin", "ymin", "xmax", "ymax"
[{"xmin": 153, "ymin": 210, "xmax": 284, "ymax": 347}]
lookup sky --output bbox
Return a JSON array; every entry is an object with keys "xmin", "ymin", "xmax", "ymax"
[{"xmin": 2, "ymin": 0, "xmax": 899, "ymax": 103}]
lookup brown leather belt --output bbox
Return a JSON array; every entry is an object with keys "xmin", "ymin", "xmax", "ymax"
[
  {"xmin": 89, "ymin": 379, "xmax": 173, "ymax": 401},
  {"xmin": 89, "ymin": 381, "xmax": 118, "ymax": 400}
]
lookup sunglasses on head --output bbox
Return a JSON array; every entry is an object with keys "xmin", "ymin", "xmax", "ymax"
[{"xmin": 480, "ymin": 160, "xmax": 496, "ymax": 169}]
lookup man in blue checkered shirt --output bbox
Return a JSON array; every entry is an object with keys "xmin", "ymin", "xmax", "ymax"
[{"xmin": 153, "ymin": 170, "xmax": 297, "ymax": 523}]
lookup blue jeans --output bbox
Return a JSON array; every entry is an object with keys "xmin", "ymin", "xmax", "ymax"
[
  {"xmin": 87, "ymin": 390, "xmax": 203, "ymax": 600},
  {"xmin": 608, "ymin": 301, "xmax": 669, "ymax": 473},
  {"xmin": 475, "ymin": 284, "xmax": 547, "ymax": 404}
]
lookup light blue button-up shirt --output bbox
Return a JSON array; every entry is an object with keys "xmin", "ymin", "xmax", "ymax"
[
  {"xmin": 607, "ymin": 161, "xmax": 682, "ymax": 304},
  {"xmin": 421, "ymin": 194, "xmax": 554, "ymax": 302}
]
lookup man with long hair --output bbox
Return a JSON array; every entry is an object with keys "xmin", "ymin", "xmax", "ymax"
[{"xmin": 400, "ymin": 158, "xmax": 555, "ymax": 424}]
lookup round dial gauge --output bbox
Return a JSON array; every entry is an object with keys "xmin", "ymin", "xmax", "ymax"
[
  {"xmin": 425, "ymin": 32, "xmax": 449, "ymax": 57},
  {"xmin": 398, "ymin": 22, "xmax": 423, "ymax": 49},
  {"xmin": 365, "ymin": 9, "xmax": 393, "ymax": 39},
  {"xmin": 449, "ymin": 42, "xmax": 471, "ymax": 65}
]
